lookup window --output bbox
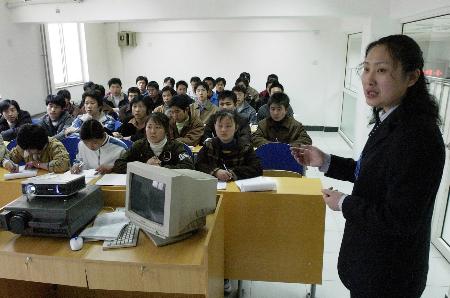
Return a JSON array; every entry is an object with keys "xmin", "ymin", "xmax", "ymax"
[{"xmin": 47, "ymin": 23, "xmax": 86, "ymax": 87}]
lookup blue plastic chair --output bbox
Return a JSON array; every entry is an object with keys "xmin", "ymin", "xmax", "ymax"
[
  {"xmin": 122, "ymin": 139, "xmax": 133, "ymax": 149},
  {"xmin": 61, "ymin": 136, "xmax": 80, "ymax": 165},
  {"xmin": 6, "ymin": 139, "xmax": 17, "ymax": 151},
  {"xmin": 255, "ymin": 143, "xmax": 304, "ymax": 175},
  {"xmin": 31, "ymin": 118, "xmax": 41, "ymax": 125},
  {"xmin": 114, "ymin": 121, "xmax": 122, "ymax": 131}
]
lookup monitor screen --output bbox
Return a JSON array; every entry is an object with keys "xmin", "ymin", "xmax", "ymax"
[{"xmin": 129, "ymin": 173, "xmax": 165, "ymax": 225}]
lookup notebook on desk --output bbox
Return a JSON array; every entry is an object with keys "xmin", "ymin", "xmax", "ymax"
[{"xmin": 3, "ymin": 166, "xmax": 38, "ymax": 180}]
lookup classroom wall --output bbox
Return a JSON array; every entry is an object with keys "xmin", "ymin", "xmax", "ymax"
[
  {"xmin": 390, "ymin": 0, "xmax": 450, "ymax": 20},
  {"xmin": 99, "ymin": 18, "xmax": 346, "ymax": 127},
  {"xmin": 0, "ymin": 4, "xmax": 47, "ymax": 116}
]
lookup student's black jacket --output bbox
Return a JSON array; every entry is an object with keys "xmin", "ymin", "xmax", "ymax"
[
  {"xmin": 196, "ymin": 138, "xmax": 262, "ymax": 180},
  {"xmin": 326, "ymin": 104, "xmax": 445, "ymax": 297},
  {"xmin": 200, "ymin": 113, "xmax": 251, "ymax": 145},
  {"xmin": 0, "ymin": 110, "xmax": 32, "ymax": 141},
  {"xmin": 112, "ymin": 138, "xmax": 193, "ymax": 173}
]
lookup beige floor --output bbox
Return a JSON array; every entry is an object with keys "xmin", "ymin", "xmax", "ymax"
[{"xmin": 232, "ymin": 131, "xmax": 450, "ymax": 298}]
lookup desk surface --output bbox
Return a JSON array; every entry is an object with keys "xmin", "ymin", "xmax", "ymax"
[{"xmin": 0, "ymin": 198, "xmax": 224, "ymax": 297}]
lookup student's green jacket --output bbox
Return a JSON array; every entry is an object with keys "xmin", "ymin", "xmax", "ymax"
[{"xmin": 112, "ymin": 138, "xmax": 194, "ymax": 173}]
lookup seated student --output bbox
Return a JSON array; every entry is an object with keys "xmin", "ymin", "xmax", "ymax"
[
  {"xmin": 40, "ymin": 94, "xmax": 74, "ymax": 141},
  {"xmin": 190, "ymin": 82, "xmax": 219, "ymax": 124},
  {"xmin": 163, "ymin": 77, "xmax": 175, "ymax": 89},
  {"xmin": 256, "ymin": 82, "xmax": 294, "ymax": 122},
  {"xmin": 252, "ymin": 93, "xmax": 312, "ymax": 148},
  {"xmin": 239, "ymin": 72, "xmax": 260, "ymax": 106},
  {"xmin": 232, "ymin": 85, "xmax": 257, "ymax": 125},
  {"xmin": 196, "ymin": 110, "xmax": 262, "ymax": 181},
  {"xmin": 203, "ymin": 77, "xmax": 218, "ymax": 106},
  {"xmin": 201, "ymin": 90, "xmax": 251, "ymax": 145},
  {"xmin": 103, "ymin": 78, "xmax": 128, "ymax": 117},
  {"xmin": 0, "ymin": 99, "xmax": 32, "ymax": 141},
  {"xmin": 259, "ymin": 74, "xmax": 278, "ymax": 98},
  {"xmin": 118, "ymin": 87, "xmax": 140, "ymax": 122},
  {"xmin": 71, "ymin": 119, "xmax": 127, "ymax": 175},
  {"xmin": 215, "ymin": 77, "xmax": 226, "ymax": 94},
  {"xmin": 65, "ymin": 89, "xmax": 116, "ymax": 136},
  {"xmin": 188, "ymin": 76, "xmax": 201, "ymax": 100},
  {"xmin": 168, "ymin": 94, "xmax": 204, "ymax": 146},
  {"xmin": 175, "ymin": 80, "xmax": 189, "ymax": 96},
  {"xmin": 112, "ymin": 112, "xmax": 194, "ymax": 173},
  {"xmin": 154, "ymin": 86, "xmax": 176, "ymax": 116},
  {"xmin": 0, "ymin": 135, "xmax": 7, "ymax": 164},
  {"xmin": 57, "ymin": 89, "xmax": 81, "ymax": 118},
  {"xmin": 136, "ymin": 75, "xmax": 149, "ymax": 97},
  {"xmin": 114, "ymin": 95, "xmax": 151, "ymax": 141},
  {"xmin": 256, "ymin": 78, "xmax": 278, "ymax": 111},
  {"xmin": 3, "ymin": 124, "xmax": 70, "ymax": 173},
  {"xmin": 144, "ymin": 81, "xmax": 163, "ymax": 111}
]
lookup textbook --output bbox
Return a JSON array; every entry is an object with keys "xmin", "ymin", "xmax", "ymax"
[{"xmin": 235, "ymin": 176, "xmax": 277, "ymax": 192}]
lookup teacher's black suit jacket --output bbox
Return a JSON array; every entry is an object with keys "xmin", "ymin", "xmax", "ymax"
[{"xmin": 326, "ymin": 105, "xmax": 445, "ymax": 297}]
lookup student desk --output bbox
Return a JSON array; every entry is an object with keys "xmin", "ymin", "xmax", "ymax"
[{"xmin": 0, "ymin": 198, "xmax": 225, "ymax": 298}]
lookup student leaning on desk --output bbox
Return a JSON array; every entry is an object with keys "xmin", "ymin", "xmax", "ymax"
[
  {"xmin": 3, "ymin": 124, "xmax": 70, "ymax": 173},
  {"xmin": 291, "ymin": 35, "xmax": 445, "ymax": 298}
]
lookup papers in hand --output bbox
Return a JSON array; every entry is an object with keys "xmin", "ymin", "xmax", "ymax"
[
  {"xmin": 80, "ymin": 210, "xmax": 130, "ymax": 241},
  {"xmin": 95, "ymin": 174, "xmax": 126, "ymax": 186},
  {"xmin": 235, "ymin": 176, "xmax": 277, "ymax": 192},
  {"xmin": 3, "ymin": 165, "xmax": 38, "ymax": 180}
]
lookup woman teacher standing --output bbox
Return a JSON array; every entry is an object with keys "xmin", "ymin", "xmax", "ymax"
[{"xmin": 292, "ymin": 35, "xmax": 445, "ymax": 298}]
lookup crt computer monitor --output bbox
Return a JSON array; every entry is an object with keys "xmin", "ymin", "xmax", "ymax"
[{"xmin": 125, "ymin": 162, "xmax": 218, "ymax": 241}]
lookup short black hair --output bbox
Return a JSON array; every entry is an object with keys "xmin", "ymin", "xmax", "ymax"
[
  {"xmin": 80, "ymin": 119, "xmax": 105, "ymax": 140},
  {"xmin": 94, "ymin": 84, "xmax": 106, "ymax": 98},
  {"xmin": 269, "ymin": 82, "xmax": 284, "ymax": 93},
  {"xmin": 235, "ymin": 77, "xmax": 249, "ymax": 87},
  {"xmin": 108, "ymin": 78, "xmax": 122, "ymax": 88},
  {"xmin": 176, "ymin": 80, "xmax": 188, "ymax": 89},
  {"xmin": 17, "ymin": 124, "xmax": 48, "ymax": 150},
  {"xmin": 82, "ymin": 89, "xmax": 103, "ymax": 107},
  {"xmin": 56, "ymin": 89, "xmax": 71, "ymax": 100},
  {"xmin": 128, "ymin": 86, "xmax": 141, "ymax": 94},
  {"xmin": 265, "ymin": 78, "xmax": 278, "ymax": 88},
  {"xmin": 83, "ymin": 81, "xmax": 95, "ymax": 91},
  {"xmin": 267, "ymin": 74, "xmax": 278, "ymax": 81},
  {"xmin": 147, "ymin": 112, "xmax": 170, "ymax": 134},
  {"xmin": 239, "ymin": 72, "xmax": 251, "ymax": 82},
  {"xmin": 213, "ymin": 110, "xmax": 239, "ymax": 128},
  {"xmin": 203, "ymin": 77, "xmax": 216, "ymax": 86},
  {"xmin": 169, "ymin": 94, "xmax": 192, "ymax": 110},
  {"xmin": 268, "ymin": 92, "xmax": 290, "ymax": 109},
  {"xmin": 194, "ymin": 81, "xmax": 209, "ymax": 92},
  {"xmin": 147, "ymin": 81, "xmax": 159, "ymax": 90},
  {"xmin": 232, "ymin": 85, "xmax": 247, "ymax": 94},
  {"xmin": 218, "ymin": 90, "xmax": 237, "ymax": 104},
  {"xmin": 136, "ymin": 75, "xmax": 148, "ymax": 85},
  {"xmin": 216, "ymin": 77, "xmax": 226, "ymax": 86},
  {"xmin": 190, "ymin": 76, "xmax": 201, "ymax": 83},
  {"xmin": 130, "ymin": 95, "xmax": 152, "ymax": 114},
  {"xmin": 161, "ymin": 86, "xmax": 176, "ymax": 96},
  {"xmin": 0, "ymin": 99, "xmax": 21, "ymax": 114},
  {"xmin": 45, "ymin": 94, "xmax": 66, "ymax": 108},
  {"xmin": 163, "ymin": 77, "xmax": 175, "ymax": 87}
]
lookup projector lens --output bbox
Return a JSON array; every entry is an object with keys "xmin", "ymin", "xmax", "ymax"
[{"xmin": 25, "ymin": 184, "xmax": 36, "ymax": 195}]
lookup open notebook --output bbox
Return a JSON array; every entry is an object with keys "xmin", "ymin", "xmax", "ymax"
[{"xmin": 3, "ymin": 166, "xmax": 38, "ymax": 180}]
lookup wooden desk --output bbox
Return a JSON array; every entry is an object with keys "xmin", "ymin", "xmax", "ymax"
[
  {"xmin": 219, "ymin": 178, "xmax": 325, "ymax": 284},
  {"xmin": 97, "ymin": 177, "xmax": 325, "ymax": 285},
  {"xmin": 0, "ymin": 198, "xmax": 224, "ymax": 298}
]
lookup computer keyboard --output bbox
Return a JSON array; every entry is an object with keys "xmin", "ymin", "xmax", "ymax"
[{"xmin": 102, "ymin": 223, "xmax": 140, "ymax": 250}]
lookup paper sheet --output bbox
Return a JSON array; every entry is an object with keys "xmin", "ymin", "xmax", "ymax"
[
  {"xmin": 3, "ymin": 165, "xmax": 38, "ymax": 180},
  {"xmin": 95, "ymin": 174, "xmax": 127, "ymax": 186},
  {"xmin": 217, "ymin": 181, "xmax": 227, "ymax": 190},
  {"xmin": 234, "ymin": 176, "xmax": 277, "ymax": 192}
]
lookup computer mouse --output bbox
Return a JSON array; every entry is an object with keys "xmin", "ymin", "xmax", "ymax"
[{"xmin": 69, "ymin": 236, "xmax": 83, "ymax": 251}]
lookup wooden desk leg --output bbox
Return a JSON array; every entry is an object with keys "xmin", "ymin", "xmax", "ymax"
[
  {"xmin": 237, "ymin": 280, "xmax": 243, "ymax": 298},
  {"xmin": 307, "ymin": 284, "xmax": 316, "ymax": 298}
]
